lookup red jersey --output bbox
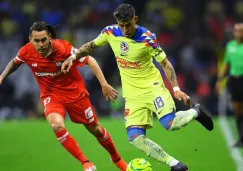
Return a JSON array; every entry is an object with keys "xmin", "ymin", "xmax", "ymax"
[{"xmin": 15, "ymin": 39, "xmax": 89, "ymax": 103}]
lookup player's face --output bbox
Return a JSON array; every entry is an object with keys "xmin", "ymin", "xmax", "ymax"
[
  {"xmin": 30, "ymin": 30, "xmax": 51, "ymax": 56},
  {"xmin": 235, "ymin": 28, "xmax": 243, "ymax": 43},
  {"xmin": 117, "ymin": 16, "xmax": 138, "ymax": 38}
]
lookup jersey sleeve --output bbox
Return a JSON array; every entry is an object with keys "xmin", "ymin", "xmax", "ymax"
[
  {"xmin": 61, "ymin": 40, "xmax": 89, "ymax": 67},
  {"xmin": 148, "ymin": 42, "xmax": 166, "ymax": 62},
  {"xmin": 93, "ymin": 28, "xmax": 109, "ymax": 46},
  {"xmin": 14, "ymin": 46, "xmax": 27, "ymax": 64},
  {"xmin": 61, "ymin": 40, "xmax": 79, "ymax": 57},
  {"xmin": 75, "ymin": 56, "xmax": 90, "ymax": 67}
]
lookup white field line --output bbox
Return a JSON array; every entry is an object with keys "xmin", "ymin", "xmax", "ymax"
[{"xmin": 218, "ymin": 89, "xmax": 243, "ymax": 171}]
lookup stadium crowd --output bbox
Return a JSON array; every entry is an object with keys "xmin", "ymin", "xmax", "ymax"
[{"xmin": 0, "ymin": 0, "xmax": 241, "ymax": 119}]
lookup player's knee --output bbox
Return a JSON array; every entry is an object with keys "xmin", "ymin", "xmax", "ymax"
[
  {"xmin": 159, "ymin": 112, "xmax": 176, "ymax": 131},
  {"xmin": 85, "ymin": 123, "xmax": 102, "ymax": 137},
  {"xmin": 127, "ymin": 127, "xmax": 146, "ymax": 143},
  {"xmin": 129, "ymin": 134, "xmax": 146, "ymax": 151},
  {"xmin": 47, "ymin": 113, "xmax": 65, "ymax": 132},
  {"xmin": 50, "ymin": 121, "xmax": 65, "ymax": 132}
]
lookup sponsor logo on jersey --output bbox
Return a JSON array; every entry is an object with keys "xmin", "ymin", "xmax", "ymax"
[
  {"xmin": 116, "ymin": 57, "xmax": 140, "ymax": 69},
  {"xmin": 120, "ymin": 42, "xmax": 129, "ymax": 56},
  {"xmin": 32, "ymin": 63, "xmax": 38, "ymax": 67},
  {"xmin": 35, "ymin": 71, "xmax": 62, "ymax": 77}
]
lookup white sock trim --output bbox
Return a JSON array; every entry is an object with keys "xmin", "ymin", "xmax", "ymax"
[
  {"xmin": 169, "ymin": 159, "xmax": 179, "ymax": 167},
  {"xmin": 190, "ymin": 108, "xmax": 198, "ymax": 118},
  {"xmin": 57, "ymin": 132, "xmax": 69, "ymax": 141},
  {"xmin": 98, "ymin": 128, "xmax": 108, "ymax": 141}
]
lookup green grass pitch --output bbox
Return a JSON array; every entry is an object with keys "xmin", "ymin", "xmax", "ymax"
[{"xmin": 0, "ymin": 118, "xmax": 236, "ymax": 171}]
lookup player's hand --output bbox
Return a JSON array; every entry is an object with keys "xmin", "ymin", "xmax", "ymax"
[
  {"xmin": 101, "ymin": 84, "xmax": 118, "ymax": 102},
  {"xmin": 174, "ymin": 90, "xmax": 190, "ymax": 105},
  {"xmin": 0, "ymin": 75, "xmax": 3, "ymax": 85},
  {"xmin": 61, "ymin": 57, "xmax": 74, "ymax": 74}
]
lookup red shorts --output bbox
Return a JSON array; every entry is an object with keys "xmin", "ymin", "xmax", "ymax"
[{"xmin": 42, "ymin": 95, "xmax": 98, "ymax": 124}]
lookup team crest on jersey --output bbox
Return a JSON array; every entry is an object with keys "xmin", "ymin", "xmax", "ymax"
[
  {"xmin": 120, "ymin": 42, "xmax": 129, "ymax": 56},
  {"xmin": 56, "ymin": 61, "xmax": 62, "ymax": 67}
]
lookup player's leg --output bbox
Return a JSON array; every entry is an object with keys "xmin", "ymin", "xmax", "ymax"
[
  {"xmin": 125, "ymin": 98, "xmax": 188, "ymax": 171},
  {"xmin": 232, "ymin": 101, "xmax": 243, "ymax": 147},
  {"xmin": 46, "ymin": 113, "xmax": 90, "ymax": 164},
  {"xmin": 159, "ymin": 108, "xmax": 198, "ymax": 131},
  {"xmin": 153, "ymin": 87, "xmax": 213, "ymax": 131},
  {"xmin": 229, "ymin": 76, "xmax": 243, "ymax": 147},
  {"xmin": 43, "ymin": 97, "xmax": 93, "ymax": 170},
  {"xmin": 66, "ymin": 95, "xmax": 127, "ymax": 170},
  {"xmin": 84, "ymin": 122, "xmax": 127, "ymax": 170}
]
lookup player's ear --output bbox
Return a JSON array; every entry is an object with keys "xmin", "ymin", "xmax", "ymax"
[
  {"xmin": 48, "ymin": 33, "xmax": 52, "ymax": 39},
  {"xmin": 29, "ymin": 36, "xmax": 32, "ymax": 42},
  {"xmin": 134, "ymin": 16, "xmax": 138, "ymax": 24}
]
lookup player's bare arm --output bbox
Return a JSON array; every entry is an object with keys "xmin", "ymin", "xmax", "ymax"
[
  {"xmin": 0, "ymin": 59, "xmax": 21, "ymax": 85},
  {"xmin": 160, "ymin": 57, "xmax": 190, "ymax": 104},
  {"xmin": 87, "ymin": 57, "xmax": 118, "ymax": 102},
  {"xmin": 160, "ymin": 57, "xmax": 178, "ymax": 88},
  {"xmin": 62, "ymin": 40, "xmax": 98, "ymax": 73},
  {"xmin": 76, "ymin": 41, "xmax": 98, "ymax": 58},
  {"xmin": 215, "ymin": 63, "xmax": 229, "ymax": 93}
]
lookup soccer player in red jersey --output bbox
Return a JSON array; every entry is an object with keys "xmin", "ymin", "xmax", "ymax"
[{"xmin": 0, "ymin": 22, "xmax": 127, "ymax": 171}]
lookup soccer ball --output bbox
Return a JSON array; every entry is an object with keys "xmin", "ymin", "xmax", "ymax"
[{"xmin": 126, "ymin": 158, "xmax": 153, "ymax": 171}]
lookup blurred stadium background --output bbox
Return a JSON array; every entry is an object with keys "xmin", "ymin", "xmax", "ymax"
[{"xmin": 1, "ymin": 0, "xmax": 243, "ymax": 171}]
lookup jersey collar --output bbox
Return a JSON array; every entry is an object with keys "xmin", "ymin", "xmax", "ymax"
[
  {"xmin": 44, "ymin": 41, "xmax": 53, "ymax": 58},
  {"xmin": 131, "ymin": 25, "xmax": 142, "ymax": 41}
]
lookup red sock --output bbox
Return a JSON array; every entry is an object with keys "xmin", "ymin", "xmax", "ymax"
[
  {"xmin": 97, "ymin": 127, "xmax": 120, "ymax": 162},
  {"xmin": 55, "ymin": 129, "xmax": 88, "ymax": 164}
]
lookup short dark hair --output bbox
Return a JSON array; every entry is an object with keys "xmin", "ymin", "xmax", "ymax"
[
  {"xmin": 29, "ymin": 21, "xmax": 57, "ymax": 39},
  {"xmin": 113, "ymin": 4, "xmax": 135, "ymax": 21}
]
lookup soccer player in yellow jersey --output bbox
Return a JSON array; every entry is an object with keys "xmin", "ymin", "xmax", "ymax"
[{"xmin": 62, "ymin": 4, "xmax": 214, "ymax": 171}]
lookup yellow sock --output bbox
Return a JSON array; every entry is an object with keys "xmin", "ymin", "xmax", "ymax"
[
  {"xmin": 131, "ymin": 135, "xmax": 175, "ymax": 165},
  {"xmin": 170, "ymin": 109, "xmax": 197, "ymax": 131}
]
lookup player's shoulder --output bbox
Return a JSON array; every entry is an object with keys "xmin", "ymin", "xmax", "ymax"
[
  {"xmin": 226, "ymin": 40, "xmax": 237, "ymax": 46},
  {"xmin": 101, "ymin": 24, "xmax": 123, "ymax": 37},
  {"xmin": 132, "ymin": 25, "xmax": 158, "ymax": 49},
  {"xmin": 226, "ymin": 40, "xmax": 238, "ymax": 51},
  {"xmin": 134, "ymin": 25, "xmax": 156, "ymax": 40},
  {"xmin": 138, "ymin": 26, "xmax": 154, "ymax": 34},
  {"xmin": 52, "ymin": 39, "xmax": 72, "ymax": 52},
  {"xmin": 52, "ymin": 39, "xmax": 71, "ymax": 47},
  {"xmin": 18, "ymin": 42, "xmax": 34, "ymax": 56}
]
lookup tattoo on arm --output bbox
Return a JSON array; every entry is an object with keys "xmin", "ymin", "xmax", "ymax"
[
  {"xmin": 161, "ymin": 58, "xmax": 178, "ymax": 87},
  {"xmin": 1, "ymin": 59, "xmax": 20, "ymax": 79},
  {"xmin": 76, "ymin": 40, "xmax": 98, "ymax": 59}
]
